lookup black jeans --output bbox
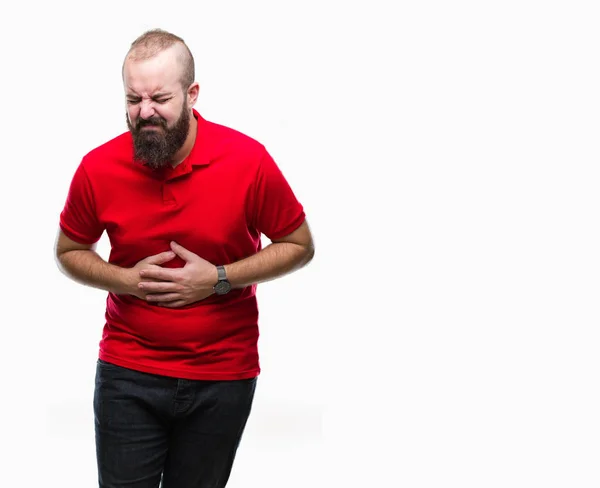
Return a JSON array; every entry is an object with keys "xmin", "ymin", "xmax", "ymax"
[{"xmin": 93, "ymin": 359, "xmax": 257, "ymax": 488}]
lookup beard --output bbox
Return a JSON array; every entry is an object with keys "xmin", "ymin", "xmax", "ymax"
[{"xmin": 127, "ymin": 104, "xmax": 190, "ymax": 170}]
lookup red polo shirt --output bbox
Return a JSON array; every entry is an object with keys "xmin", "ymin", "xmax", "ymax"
[{"xmin": 59, "ymin": 110, "xmax": 305, "ymax": 380}]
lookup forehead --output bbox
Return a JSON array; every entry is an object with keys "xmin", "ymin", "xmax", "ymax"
[{"xmin": 123, "ymin": 48, "xmax": 182, "ymax": 94}]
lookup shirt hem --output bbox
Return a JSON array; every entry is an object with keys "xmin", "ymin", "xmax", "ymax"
[{"xmin": 98, "ymin": 353, "xmax": 260, "ymax": 381}]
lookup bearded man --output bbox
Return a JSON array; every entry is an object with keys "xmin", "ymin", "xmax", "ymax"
[{"xmin": 55, "ymin": 29, "xmax": 314, "ymax": 488}]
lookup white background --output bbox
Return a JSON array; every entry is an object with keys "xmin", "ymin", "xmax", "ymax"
[{"xmin": 1, "ymin": 0, "xmax": 600, "ymax": 487}]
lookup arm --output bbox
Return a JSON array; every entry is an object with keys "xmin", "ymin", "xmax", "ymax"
[
  {"xmin": 55, "ymin": 229, "xmax": 133, "ymax": 294},
  {"xmin": 224, "ymin": 219, "xmax": 315, "ymax": 288},
  {"xmin": 137, "ymin": 149, "xmax": 314, "ymax": 307},
  {"xmin": 137, "ymin": 220, "xmax": 315, "ymax": 307},
  {"xmin": 54, "ymin": 229, "xmax": 175, "ymax": 297}
]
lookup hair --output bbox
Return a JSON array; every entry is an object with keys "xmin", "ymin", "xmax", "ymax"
[{"xmin": 124, "ymin": 29, "xmax": 195, "ymax": 90}]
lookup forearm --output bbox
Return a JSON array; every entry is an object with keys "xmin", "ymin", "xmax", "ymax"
[
  {"xmin": 224, "ymin": 242, "xmax": 314, "ymax": 289},
  {"xmin": 56, "ymin": 250, "xmax": 132, "ymax": 295}
]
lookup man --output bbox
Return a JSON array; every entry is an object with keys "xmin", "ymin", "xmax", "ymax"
[{"xmin": 55, "ymin": 29, "xmax": 314, "ymax": 488}]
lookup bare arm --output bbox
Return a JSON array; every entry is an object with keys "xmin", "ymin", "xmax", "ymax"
[
  {"xmin": 136, "ymin": 220, "xmax": 316, "ymax": 307},
  {"xmin": 54, "ymin": 230, "xmax": 175, "ymax": 297},
  {"xmin": 224, "ymin": 220, "xmax": 315, "ymax": 288}
]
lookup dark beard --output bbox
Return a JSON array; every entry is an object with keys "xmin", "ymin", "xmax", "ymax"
[{"xmin": 127, "ymin": 105, "xmax": 190, "ymax": 170}]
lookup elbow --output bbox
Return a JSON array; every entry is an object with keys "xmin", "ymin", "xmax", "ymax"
[
  {"xmin": 303, "ymin": 243, "xmax": 315, "ymax": 266},
  {"xmin": 54, "ymin": 244, "xmax": 63, "ymax": 268},
  {"xmin": 55, "ymin": 249, "xmax": 68, "ymax": 273},
  {"xmin": 54, "ymin": 239, "xmax": 70, "ymax": 269}
]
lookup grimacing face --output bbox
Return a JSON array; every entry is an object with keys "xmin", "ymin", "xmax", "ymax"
[{"xmin": 123, "ymin": 47, "xmax": 193, "ymax": 169}]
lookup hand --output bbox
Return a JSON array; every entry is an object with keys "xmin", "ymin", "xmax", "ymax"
[
  {"xmin": 127, "ymin": 250, "xmax": 177, "ymax": 300},
  {"xmin": 137, "ymin": 241, "xmax": 219, "ymax": 308}
]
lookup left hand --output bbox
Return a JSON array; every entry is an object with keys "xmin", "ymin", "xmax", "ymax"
[{"xmin": 137, "ymin": 241, "xmax": 218, "ymax": 308}]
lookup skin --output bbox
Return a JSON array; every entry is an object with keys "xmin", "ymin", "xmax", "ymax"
[
  {"xmin": 124, "ymin": 44, "xmax": 198, "ymax": 167},
  {"xmin": 55, "ymin": 43, "xmax": 314, "ymax": 306}
]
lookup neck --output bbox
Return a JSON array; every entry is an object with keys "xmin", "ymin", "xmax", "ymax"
[{"xmin": 171, "ymin": 112, "xmax": 198, "ymax": 168}]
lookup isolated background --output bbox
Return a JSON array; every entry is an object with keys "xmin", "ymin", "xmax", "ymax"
[{"xmin": 1, "ymin": 0, "xmax": 600, "ymax": 487}]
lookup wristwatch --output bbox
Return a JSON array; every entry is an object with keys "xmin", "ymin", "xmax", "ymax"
[{"xmin": 213, "ymin": 265, "xmax": 232, "ymax": 295}]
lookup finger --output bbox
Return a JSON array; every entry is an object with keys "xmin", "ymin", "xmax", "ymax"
[
  {"xmin": 158, "ymin": 300, "xmax": 187, "ymax": 308},
  {"xmin": 146, "ymin": 293, "xmax": 181, "ymax": 302},
  {"xmin": 170, "ymin": 241, "xmax": 199, "ymax": 263},
  {"xmin": 144, "ymin": 251, "xmax": 176, "ymax": 266},
  {"xmin": 139, "ymin": 281, "xmax": 181, "ymax": 293},
  {"xmin": 139, "ymin": 267, "xmax": 179, "ymax": 281}
]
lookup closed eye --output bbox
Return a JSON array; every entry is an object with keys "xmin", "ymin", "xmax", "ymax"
[{"xmin": 126, "ymin": 97, "xmax": 171, "ymax": 105}]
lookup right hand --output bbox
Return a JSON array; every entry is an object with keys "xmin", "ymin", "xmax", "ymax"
[{"xmin": 127, "ymin": 251, "xmax": 177, "ymax": 300}]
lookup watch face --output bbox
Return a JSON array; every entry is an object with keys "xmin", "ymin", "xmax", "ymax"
[{"xmin": 214, "ymin": 281, "xmax": 231, "ymax": 295}]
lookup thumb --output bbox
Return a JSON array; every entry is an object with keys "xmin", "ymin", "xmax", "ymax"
[
  {"xmin": 145, "ymin": 250, "xmax": 176, "ymax": 265},
  {"xmin": 170, "ymin": 241, "xmax": 197, "ymax": 262}
]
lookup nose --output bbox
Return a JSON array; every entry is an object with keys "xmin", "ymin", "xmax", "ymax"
[{"xmin": 139, "ymin": 100, "xmax": 156, "ymax": 120}]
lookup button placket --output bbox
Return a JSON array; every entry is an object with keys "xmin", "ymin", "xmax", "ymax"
[{"xmin": 162, "ymin": 180, "xmax": 176, "ymax": 205}]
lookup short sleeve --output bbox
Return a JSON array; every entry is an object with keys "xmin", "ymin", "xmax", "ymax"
[
  {"xmin": 59, "ymin": 161, "xmax": 104, "ymax": 244},
  {"xmin": 251, "ymin": 150, "xmax": 305, "ymax": 240}
]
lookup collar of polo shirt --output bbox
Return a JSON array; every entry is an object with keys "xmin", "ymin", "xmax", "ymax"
[{"xmin": 159, "ymin": 109, "xmax": 212, "ymax": 181}]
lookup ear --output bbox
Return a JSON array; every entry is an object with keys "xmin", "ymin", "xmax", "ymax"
[{"xmin": 187, "ymin": 82, "xmax": 200, "ymax": 108}]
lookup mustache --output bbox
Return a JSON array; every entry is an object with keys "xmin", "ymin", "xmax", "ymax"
[{"xmin": 136, "ymin": 117, "xmax": 167, "ymax": 130}]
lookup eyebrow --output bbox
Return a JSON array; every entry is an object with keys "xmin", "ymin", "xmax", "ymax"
[{"xmin": 126, "ymin": 92, "xmax": 173, "ymax": 99}]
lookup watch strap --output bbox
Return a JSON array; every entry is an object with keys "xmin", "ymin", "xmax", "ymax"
[{"xmin": 216, "ymin": 265, "xmax": 227, "ymax": 282}]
